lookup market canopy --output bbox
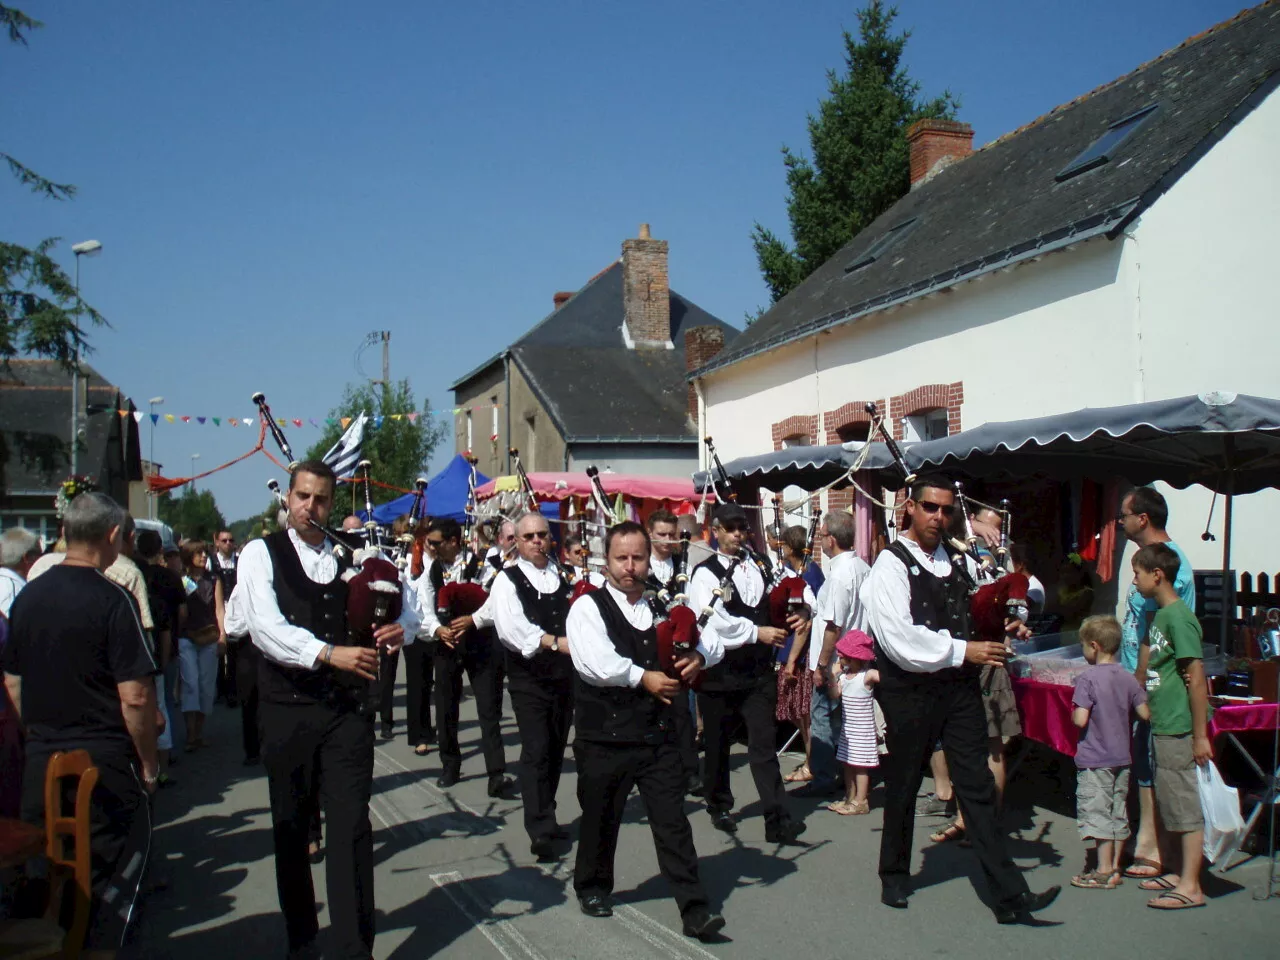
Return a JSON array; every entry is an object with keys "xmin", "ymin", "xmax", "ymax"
[
  {"xmin": 900, "ymin": 392, "xmax": 1280, "ymax": 495},
  {"xmin": 358, "ymin": 453, "xmax": 489, "ymax": 524},
  {"xmin": 476, "ymin": 471, "xmax": 710, "ymax": 503}
]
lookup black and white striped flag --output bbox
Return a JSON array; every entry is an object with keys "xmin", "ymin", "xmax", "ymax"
[{"xmin": 322, "ymin": 411, "xmax": 367, "ymax": 481}]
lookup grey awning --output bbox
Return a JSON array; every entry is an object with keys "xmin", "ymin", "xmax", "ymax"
[{"xmin": 693, "ymin": 442, "xmax": 899, "ymax": 492}]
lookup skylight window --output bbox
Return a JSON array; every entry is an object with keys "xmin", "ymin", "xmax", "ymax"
[
  {"xmin": 1056, "ymin": 104, "xmax": 1158, "ymax": 182},
  {"xmin": 844, "ymin": 217, "xmax": 919, "ymax": 273}
]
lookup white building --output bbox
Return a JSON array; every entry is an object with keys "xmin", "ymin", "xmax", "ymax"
[{"xmin": 692, "ymin": 3, "xmax": 1280, "ymax": 589}]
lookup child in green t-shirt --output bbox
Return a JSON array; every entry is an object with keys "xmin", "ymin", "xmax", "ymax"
[{"xmin": 1132, "ymin": 543, "xmax": 1212, "ymax": 910}]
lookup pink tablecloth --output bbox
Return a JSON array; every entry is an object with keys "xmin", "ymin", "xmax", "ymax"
[{"xmin": 1011, "ymin": 676, "xmax": 1279, "ymax": 757}]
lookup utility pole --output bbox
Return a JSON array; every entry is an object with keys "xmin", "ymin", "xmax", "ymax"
[{"xmin": 380, "ymin": 330, "xmax": 390, "ymax": 405}]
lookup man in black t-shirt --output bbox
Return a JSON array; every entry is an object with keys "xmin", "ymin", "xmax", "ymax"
[{"xmin": 1, "ymin": 492, "xmax": 159, "ymax": 954}]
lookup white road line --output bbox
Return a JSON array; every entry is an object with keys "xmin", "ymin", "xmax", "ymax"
[
  {"xmin": 616, "ymin": 905, "xmax": 720, "ymax": 960},
  {"xmin": 374, "ymin": 745, "xmax": 500, "ymax": 826},
  {"xmin": 430, "ymin": 871, "xmax": 550, "ymax": 960}
]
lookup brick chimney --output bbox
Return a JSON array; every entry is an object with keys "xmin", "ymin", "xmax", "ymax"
[
  {"xmin": 684, "ymin": 325, "xmax": 725, "ymax": 423},
  {"xmin": 621, "ymin": 223, "xmax": 670, "ymax": 347},
  {"xmin": 906, "ymin": 119, "xmax": 974, "ymax": 189},
  {"xmin": 553, "ymin": 291, "xmax": 573, "ymax": 310}
]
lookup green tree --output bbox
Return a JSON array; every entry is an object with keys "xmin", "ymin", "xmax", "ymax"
[
  {"xmin": 2, "ymin": 5, "xmax": 104, "ymax": 364},
  {"xmin": 304, "ymin": 378, "xmax": 447, "ymax": 512},
  {"xmin": 751, "ymin": 1, "xmax": 958, "ymax": 303},
  {"xmin": 157, "ymin": 487, "xmax": 228, "ymax": 543}
]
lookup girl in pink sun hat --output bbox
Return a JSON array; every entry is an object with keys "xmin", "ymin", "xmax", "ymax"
[{"xmin": 829, "ymin": 629, "xmax": 880, "ymax": 815}]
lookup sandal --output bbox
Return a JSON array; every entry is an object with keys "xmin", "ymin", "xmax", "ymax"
[
  {"xmin": 1147, "ymin": 891, "xmax": 1204, "ymax": 910},
  {"xmin": 414, "ymin": 744, "xmax": 430, "ymax": 757},
  {"xmin": 1122, "ymin": 857, "xmax": 1164, "ymax": 879},
  {"xmin": 1070, "ymin": 871, "xmax": 1121, "ymax": 890},
  {"xmin": 784, "ymin": 764, "xmax": 813, "ymax": 784},
  {"xmin": 1139, "ymin": 874, "xmax": 1179, "ymax": 892},
  {"xmin": 826, "ymin": 800, "xmax": 869, "ymax": 815},
  {"xmin": 929, "ymin": 820, "xmax": 966, "ymax": 844}
]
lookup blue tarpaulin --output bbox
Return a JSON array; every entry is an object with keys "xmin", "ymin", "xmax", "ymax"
[{"xmin": 358, "ymin": 454, "xmax": 490, "ymax": 524}]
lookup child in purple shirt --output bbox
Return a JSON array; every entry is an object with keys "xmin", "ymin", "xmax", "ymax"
[{"xmin": 1071, "ymin": 615, "xmax": 1150, "ymax": 890}]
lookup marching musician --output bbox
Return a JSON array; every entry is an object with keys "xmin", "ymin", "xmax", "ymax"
[
  {"xmin": 561, "ymin": 533, "xmax": 606, "ymax": 588},
  {"xmin": 565, "ymin": 520, "xmax": 726, "ymax": 940},
  {"xmin": 863, "ymin": 475, "xmax": 1058, "ymax": 922},
  {"xmin": 238, "ymin": 460, "xmax": 416, "ymax": 959},
  {"xmin": 340, "ymin": 513, "xmax": 403, "ymax": 741},
  {"xmin": 483, "ymin": 519, "xmax": 517, "ymax": 585},
  {"xmin": 688, "ymin": 504, "xmax": 805, "ymax": 844},
  {"xmin": 646, "ymin": 509, "xmax": 680, "ymax": 589},
  {"xmin": 413, "ymin": 517, "xmax": 513, "ymax": 795},
  {"xmin": 490, "ymin": 511, "xmax": 575, "ymax": 861}
]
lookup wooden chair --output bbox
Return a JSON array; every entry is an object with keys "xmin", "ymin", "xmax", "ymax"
[{"xmin": 0, "ymin": 750, "xmax": 98, "ymax": 960}]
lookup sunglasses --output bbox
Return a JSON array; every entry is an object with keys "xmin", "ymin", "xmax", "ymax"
[
  {"xmin": 915, "ymin": 500, "xmax": 956, "ymax": 517},
  {"xmin": 520, "ymin": 531, "xmax": 549, "ymax": 541},
  {"xmin": 425, "ymin": 538, "xmax": 445, "ymax": 547},
  {"xmin": 719, "ymin": 523, "xmax": 749, "ymax": 534}
]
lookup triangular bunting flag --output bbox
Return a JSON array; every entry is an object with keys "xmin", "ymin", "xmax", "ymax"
[
  {"xmin": 228, "ymin": 418, "xmax": 239, "ymax": 426},
  {"xmin": 197, "ymin": 417, "xmax": 206, "ymax": 425},
  {"xmin": 341, "ymin": 417, "xmax": 351, "ymax": 429},
  {"xmin": 181, "ymin": 416, "xmax": 191, "ymax": 423},
  {"xmin": 390, "ymin": 414, "xmax": 402, "ymax": 421},
  {"xmin": 276, "ymin": 418, "xmax": 285, "ymax": 427},
  {"xmin": 292, "ymin": 418, "xmax": 302, "ymax": 428},
  {"xmin": 309, "ymin": 418, "xmax": 319, "ymax": 428},
  {"xmin": 326, "ymin": 418, "xmax": 336, "ymax": 426},
  {"xmin": 150, "ymin": 413, "xmax": 159, "ymax": 425},
  {"xmin": 243, "ymin": 417, "xmax": 253, "ymax": 426},
  {"xmin": 212, "ymin": 417, "xmax": 221, "ymax": 426},
  {"xmin": 133, "ymin": 411, "xmax": 144, "ymax": 423},
  {"xmin": 117, "ymin": 409, "xmax": 128, "ymax": 418},
  {"xmin": 164, "ymin": 414, "xmax": 175, "ymax": 423},
  {"xmin": 373, "ymin": 416, "xmax": 384, "ymax": 429},
  {"xmin": 407, "ymin": 412, "xmax": 418, "ymax": 424}
]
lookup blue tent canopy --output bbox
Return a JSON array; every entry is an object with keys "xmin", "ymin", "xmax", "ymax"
[{"xmin": 358, "ymin": 454, "xmax": 490, "ymax": 525}]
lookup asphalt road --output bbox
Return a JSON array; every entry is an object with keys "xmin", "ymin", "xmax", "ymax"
[{"xmin": 125, "ymin": 680, "xmax": 1279, "ymax": 959}]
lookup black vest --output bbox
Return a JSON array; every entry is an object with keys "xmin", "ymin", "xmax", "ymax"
[
  {"xmin": 258, "ymin": 531, "xmax": 355, "ymax": 706},
  {"xmin": 209, "ymin": 549, "xmax": 237, "ymax": 595},
  {"xmin": 503, "ymin": 565, "xmax": 574, "ymax": 685},
  {"xmin": 574, "ymin": 589, "xmax": 668, "ymax": 744},
  {"xmin": 875, "ymin": 539, "xmax": 977, "ymax": 687},
  {"xmin": 695, "ymin": 555, "xmax": 773, "ymax": 692},
  {"xmin": 429, "ymin": 552, "xmax": 483, "ymax": 594}
]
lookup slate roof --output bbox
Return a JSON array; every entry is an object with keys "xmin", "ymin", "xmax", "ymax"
[
  {"xmin": 454, "ymin": 262, "xmax": 737, "ymax": 443},
  {"xmin": 0, "ymin": 360, "xmax": 141, "ymax": 502},
  {"xmin": 695, "ymin": 1, "xmax": 1280, "ymax": 378}
]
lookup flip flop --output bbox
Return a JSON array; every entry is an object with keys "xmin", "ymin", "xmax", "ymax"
[
  {"xmin": 929, "ymin": 821, "xmax": 965, "ymax": 844},
  {"xmin": 784, "ymin": 765, "xmax": 813, "ymax": 784},
  {"xmin": 414, "ymin": 744, "xmax": 430, "ymax": 757},
  {"xmin": 1139, "ymin": 875, "xmax": 1179, "ymax": 891},
  {"xmin": 1123, "ymin": 857, "xmax": 1164, "ymax": 879},
  {"xmin": 1071, "ymin": 871, "xmax": 1122, "ymax": 890},
  {"xmin": 1147, "ymin": 891, "xmax": 1204, "ymax": 910}
]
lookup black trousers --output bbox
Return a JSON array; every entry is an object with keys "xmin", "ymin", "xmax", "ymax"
[
  {"xmin": 21, "ymin": 744, "xmax": 152, "ymax": 952},
  {"xmin": 260, "ymin": 700, "xmax": 375, "ymax": 959},
  {"xmin": 574, "ymin": 738, "xmax": 708, "ymax": 916},
  {"xmin": 402, "ymin": 639, "xmax": 436, "ymax": 746},
  {"xmin": 877, "ymin": 676, "xmax": 1029, "ymax": 905},
  {"xmin": 506, "ymin": 659, "xmax": 573, "ymax": 842},
  {"xmin": 433, "ymin": 630, "xmax": 505, "ymax": 778},
  {"xmin": 671, "ymin": 690, "xmax": 699, "ymax": 780},
  {"xmin": 235, "ymin": 640, "xmax": 261, "ymax": 761},
  {"xmin": 378, "ymin": 647, "xmax": 400, "ymax": 727},
  {"xmin": 697, "ymin": 678, "xmax": 790, "ymax": 826}
]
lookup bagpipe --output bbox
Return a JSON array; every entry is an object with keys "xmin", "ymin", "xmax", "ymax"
[
  {"xmin": 462, "ymin": 453, "xmax": 480, "ymax": 549},
  {"xmin": 767, "ymin": 508, "xmax": 822, "ymax": 630},
  {"xmin": 254, "ymin": 393, "xmax": 403, "ymax": 674},
  {"xmin": 568, "ymin": 465, "xmax": 615, "ymax": 602},
  {"xmin": 391, "ymin": 476, "xmax": 428, "ymax": 572},
  {"xmin": 435, "ymin": 571, "xmax": 491, "ymax": 648},
  {"xmin": 704, "ymin": 436, "xmax": 774, "ymax": 584},
  {"xmin": 509, "ymin": 447, "xmax": 539, "ymax": 513}
]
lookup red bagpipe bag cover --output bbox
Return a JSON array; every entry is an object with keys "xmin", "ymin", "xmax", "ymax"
[{"xmin": 969, "ymin": 572, "xmax": 1030, "ymax": 644}]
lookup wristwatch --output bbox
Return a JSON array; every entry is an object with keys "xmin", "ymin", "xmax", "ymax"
[{"xmin": 551, "ymin": 637, "xmax": 561, "ymax": 653}]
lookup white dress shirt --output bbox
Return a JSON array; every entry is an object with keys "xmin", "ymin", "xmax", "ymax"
[
  {"xmin": 490, "ymin": 557, "xmax": 564, "ymax": 659},
  {"xmin": 687, "ymin": 552, "xmax": 764, "ymax": 652},
  {"xmin": 862, "ymin": 536, "xmax": 975, "ymax": 673},
  {"xmin": 649, "ymin": 553, "xmax": 674, "ymax": 588},
  {"xmin": 811, "ymin": 550, "xmax": 871, "ymax": 671},
  {"xmin": 412, "ymin": 550, "xmax": 484, "ymax": 640},
  {"xmin": 239, "ymin": 528, "xmax": 417, "ymax": 670},
  {"xmin": 223, "ymin": 583, "xmax": 248, "ymax": 637},
  {"xmin": 568, "ymin": 583, "xmax": 724, "ymax": 688},
  {"xmin": 0, "ymin": 567, "xmax": 25, "ymax": 618}
]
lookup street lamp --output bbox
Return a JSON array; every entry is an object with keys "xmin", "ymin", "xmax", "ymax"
[
  {"xmin": 69, "ymin": 240, "xmax": 103, "ymax": 477},
  {"xmin": 190, "ymin": 453, "xmax": 201, "ymax": 491},
  {"xmin": 148, "ymin": 397, "xmax": 164, "ymax": 519}
]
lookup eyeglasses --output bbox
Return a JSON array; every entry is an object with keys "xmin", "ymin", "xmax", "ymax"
[
  {"xmin": 520, "ymin": 531, "xmax": 549, "ymax": 541},
  {"xmin": 425, "ymin": 538, "xmax": 445, "ymax": 548},
  {"xmin": 916, "ymin": 501, "xmax": 956, "ymax": 517},
  {"xmin": 1116, "ymin": 513, "xmax": 1139, "ymax": 523},
  {"xmin": 720, "ymin": 523, "xmax": 749, "ymax": 534}
]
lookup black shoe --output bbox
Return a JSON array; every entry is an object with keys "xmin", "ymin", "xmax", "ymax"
[
  {"xmin": 881, "ymin": 883, "xmax": 910, "ymax": 909},
  {"xmin": 764, "ymin": 819, "xmax": 807, "ymax": 845},
  {"xmin": 530, "ymin": 837, "xmax": 558, "ymax": 862},
  {"xmin": 709, "ymin": 810, "xmax": 737, "ymax": 834},
  {"xmin": 550, "ymin": 826, "xmax": 571, "ymax": 841},
  {"xmin": 578, "ymin": 894, "xmax": 613, "ymax": 918},
  {"xmin": 438, "ymin": 768, "xmax": 461, "ymax": 788},
  {"xmin": 487, "ymin": 774, "xmax": 515, "ymax": 798},
  {"xmin": 380, "ymin": 722, "xmax": 395, "ymax": 740},
  {"xmin": 681, "ymin": 906, "xmax": 726, "ymax": 941},
  {"xmin": 993, "ymin": 886, "xmax": 1062, "ymax": 924},
  {"xmin": 242, "ymin": 755, "xmax": 261, "ymax": 767},
  {"xmin": 685, "ymin": 775, "xmax": 704, "ymax": 797},
  {"xmin": 287, "ymin": 941, "xmax": 323, "ymax": 960},
  {"xmin": 790, "ymin": 780, "xmax": 842, "ymax": 799},
  {"xmin": 308, "ymin": 846, "xmax": 325, "ymax": 865}
]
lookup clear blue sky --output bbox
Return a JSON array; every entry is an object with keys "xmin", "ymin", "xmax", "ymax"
[{"xmin": 5, "ymin": 0, "xmax": 1248, "ymax": 521}]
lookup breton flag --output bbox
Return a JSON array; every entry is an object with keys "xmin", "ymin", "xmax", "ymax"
[{"xmin": 322, "ymin": 411, "xmax": 367, "ymax": 482}]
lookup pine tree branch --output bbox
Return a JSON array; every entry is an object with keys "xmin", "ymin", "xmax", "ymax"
[
  {"xmin": 0, "ymin": 3, "xmax": 41, "ymax": 45},
  {"xmin": 3, "ymin": 153, "xmax": 76, "ymax": 200}
]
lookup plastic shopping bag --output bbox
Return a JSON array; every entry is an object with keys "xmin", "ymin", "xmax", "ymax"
[{"xmin": 1197, "ymin": 760, "xmax": 1247, "ymax": 864}]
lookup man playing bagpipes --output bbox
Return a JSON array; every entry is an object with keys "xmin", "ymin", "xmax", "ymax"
[
  {"xmin": 238, "ymin": 459, "xmax": 418, "ymax": 960},
  {"xmin": 413, "ymin": 517, "xmax": 514, "ymax": 795},
  {"xmin": 565, "ymin": 520, "xmax": 726, "ymax": 941},
  {"xmin": 490, "ymin": 511, "xmax": 576, "ymax": 861},
  {"xmin": 688, "ymin": 504, "xmax": 805, "ymax": 845}
]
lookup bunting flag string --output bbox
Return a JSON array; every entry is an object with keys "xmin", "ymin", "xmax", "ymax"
[{"xmin": 116, "ymin": 408, "xmax": 457, "ymax": 427}]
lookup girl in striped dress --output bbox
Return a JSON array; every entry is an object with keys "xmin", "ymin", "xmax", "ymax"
[{"xmin": 829, "ymin": 630, "xmax": 880, "ymax": 815}]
